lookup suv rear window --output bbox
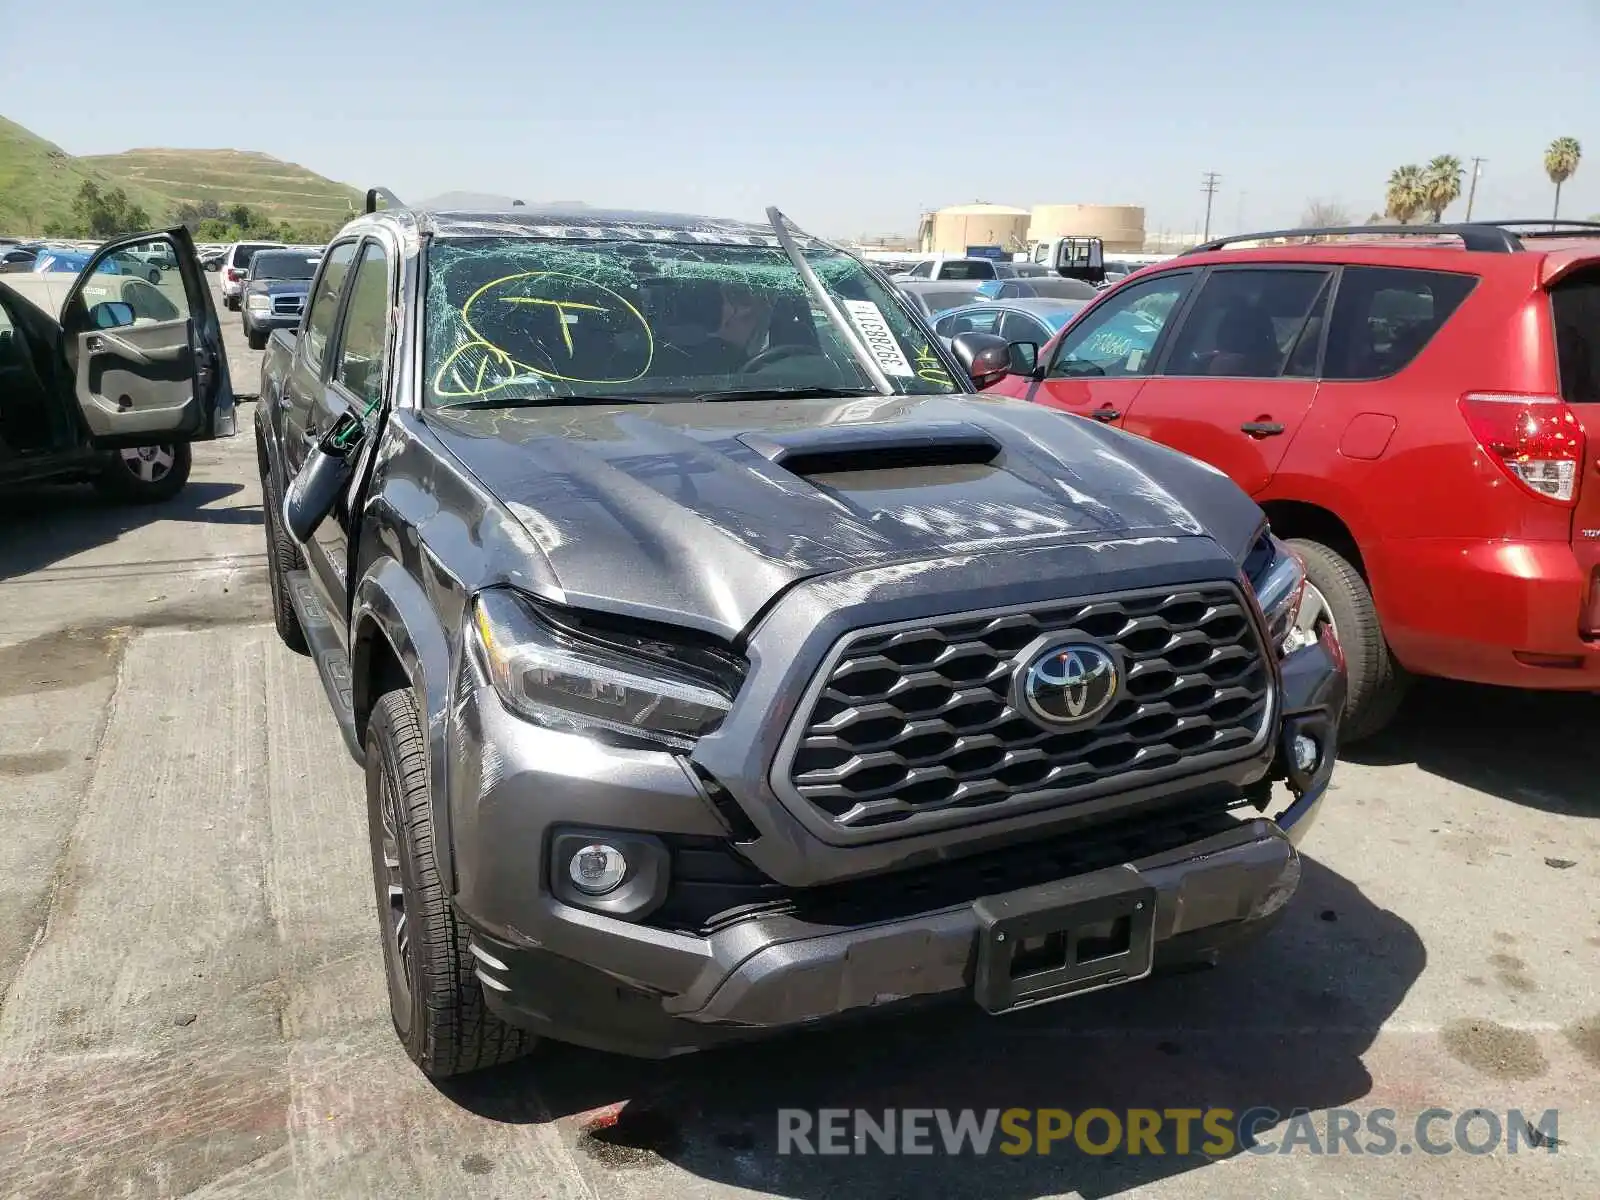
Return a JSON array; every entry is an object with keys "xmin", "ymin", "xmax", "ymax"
[
  {"xmin": 248, "ymin": 252, "xmax": 319, "ymax": 280},
  {"xmin": 1322, "ymin": 266, "xmax": 1476, "ymax": 380},
  {"xmin": 1551, "ymin": 268, "xmax": 1600, "ymax": 405},
  {"xmin": 938, "ymin": 260, "xmax": 997, "ymax": 280},
  {"xmin": 231, "ymin": 243, "xmax": 279, "ymax": 267}
]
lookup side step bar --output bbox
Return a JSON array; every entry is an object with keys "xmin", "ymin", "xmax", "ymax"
[{"xmin": 285, "ymin": 570, "xmax": 363, "ymax": 763}]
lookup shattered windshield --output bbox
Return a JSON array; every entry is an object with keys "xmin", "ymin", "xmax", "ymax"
[{"xmin": 423, "ymin": 236, "xmax": 959, "ymax": 406}]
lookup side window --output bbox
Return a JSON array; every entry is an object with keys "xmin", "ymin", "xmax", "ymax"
[
  {"xmin": 933, "ymin": 313, "xmax": 960, "ymax": 337},
  {"xmin": 334, "ymin": 242, "xmax": 391, "ymax": 405},
  {"xmin": 302, "ymin": 241, "xmax": 359, "ymax": 373},
  {"xmin": 1047, "ymin": 272, "xmax": 1193, "ymax": 379},
  {"xmin": 938, "ymin": 260, "xmax": 997, "ymax": 281},
  {"xmin": 1323, "ymin": 266, "xmax": 1477, "ymax": 380},
  {"xmin": 1161, "ymin": 269, "xmax": 1331, "ymax": 379},
  {"xmin": 997, "ymin": 310, "xmax": 1048, "ymax": 345},
  {"xmin": 939, "ymin": 308, "xmax": 1002, "ymax": 337},
  {"xmin": 904, "ymin": 260, "xmax": 932, "ymax": 278}
]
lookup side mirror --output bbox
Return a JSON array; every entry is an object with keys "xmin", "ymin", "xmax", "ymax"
[
  {"xmin": 950, "ymin": 331, "xmax": 1013, "ymax": 390},
  {"xmin": 1008, "ymin": 341, "xmax": 1040, "ymax": 377},
  {"xmin": 90, "ymin": 301, "xmax": 135, "ymax": 330}
]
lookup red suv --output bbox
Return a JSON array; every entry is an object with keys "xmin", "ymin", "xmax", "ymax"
[{"xmin": 984, "ymin": 221, "xmax": 1600, "ymax": 740}]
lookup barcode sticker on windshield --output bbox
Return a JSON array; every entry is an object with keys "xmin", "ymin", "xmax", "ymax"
[{"xmin": 843, "ymin": 300, "xmax": 915, "ymax": 378}]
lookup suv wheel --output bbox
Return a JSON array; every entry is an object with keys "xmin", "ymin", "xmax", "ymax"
[
  {"xmin": 366, "ymin": 688, "xmax": 535, "ymax": 1079},
  {"xmin": 260, "ymin": 464, "xmax": 308, "ymax": 654},
  {"xmin": 1286, "ymin": 538, "xmax": 1409, "ymax": 743},
  {"xmin": 94, "ymin": 443, "xmax": 191, "ymax": 503},
  {"xmin": 246, "ymin": 327, "xmax": 267, "ymax": 351}
]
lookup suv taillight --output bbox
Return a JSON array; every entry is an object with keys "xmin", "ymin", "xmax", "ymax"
[{"xmin": 1458, "ymin": 392, "xmax": 1585, "ymax": 504}]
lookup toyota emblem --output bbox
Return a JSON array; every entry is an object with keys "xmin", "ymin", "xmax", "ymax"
[{"xmin": 1021, "ymin": 642, "xmax": 1120, "ymax": 727}]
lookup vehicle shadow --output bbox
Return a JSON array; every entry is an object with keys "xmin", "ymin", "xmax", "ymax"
[
  {"xmin": 0, "ymin": 481, "xmax": 258, "ymax": 583},
  {"xmin": 1342, "ymin": 678, "xmax": 1600, "ymax": 819},
  {"xmin": 439, "ymin": 857, "xmax": 1422, "ymax": 1198}
]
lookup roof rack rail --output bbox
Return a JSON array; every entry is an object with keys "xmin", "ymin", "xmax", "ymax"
[
  {"xmin": 364, "ymin": 188, "xmax": 405, "ymax": 214},
  {"xmin": 1474, "ymin": 218, "xmax": 1600, "ymax": 239},
  {"xmin": 1184, "ymin": 223, "xmax": 1521, "ymax": 255}
]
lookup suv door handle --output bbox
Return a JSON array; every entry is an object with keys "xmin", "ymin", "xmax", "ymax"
[
  {"xmin": 1241, "ymin": 421, "xmax": 1285, "ymax": 437},
  {"xmin": 1090, "ymin": 407, "xmax": 1122, "ymax": 422}
]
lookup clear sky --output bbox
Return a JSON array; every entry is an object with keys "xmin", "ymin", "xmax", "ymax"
[{"xmin": 1, "ymin": 0, "xmax": 1594, "ymax": 239}]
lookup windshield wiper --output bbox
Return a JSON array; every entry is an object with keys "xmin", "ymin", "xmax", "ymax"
[{"xmin": 685, "ymin": 386, "xmax": 881, "ymax": 404}]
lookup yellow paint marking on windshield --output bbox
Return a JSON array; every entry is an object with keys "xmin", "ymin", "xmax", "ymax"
[
  {"xmin": 913, "ymin": 343, "xmax": 952, "ymax": 386},
  {"xmin": 499, "ymin": 296, "xmax": 608, "ymax": 356},
  {"xmin": 432, "ymin": 270, "xmax": 656, "ymax": 397}
]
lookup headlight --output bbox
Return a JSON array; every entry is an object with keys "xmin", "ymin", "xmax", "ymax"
[
  {"xmin": 469, "ymin": 590, "xmax": 738, "ymax": 750},
  {"xmin": 1248, "ymin": 534, "xmax": 1306, "ymax": 655},
  {"xmin": 245, "ymin": 294, "xmax": 272, "ymax": 311}
]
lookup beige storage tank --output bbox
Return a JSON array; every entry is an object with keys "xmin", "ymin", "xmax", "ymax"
[
  {"xmin": 920, "ymin": 204, "xmax": 1032, "ymax": 254},
  {"xmin": 1029, "ymin": 204, "xmax": 1146, "ymax": 253}
]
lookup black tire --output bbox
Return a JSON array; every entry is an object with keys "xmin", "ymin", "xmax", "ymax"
[
  {"xmin": 366, "ymin": 688, "xmax": 535, "ymax": 1079},
  {"xmin": 246, "ymin": 327, "xmax": 267, "ymax": 351},
  {"xmin": 94, "ymin": 442, "xmax": 191, "ymax": 503},
  {"xmin": 225, "ymin": 295, "xmax": 238, "ymax": 312},
  {"xmin": 259, "ymin": 461, "xmax": 308, "ymax": 655},
  {"xmin": 1287, "ymin": 538, "xmax": 1410, "ymax": 743}
]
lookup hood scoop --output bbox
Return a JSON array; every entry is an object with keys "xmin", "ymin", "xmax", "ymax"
[{"xmin": 739, "ymin": 420, "xmax": 1002, "ymax": 478}]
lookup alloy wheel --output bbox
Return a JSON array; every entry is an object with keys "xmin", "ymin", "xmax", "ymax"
[
  {"xmin": 118, "ymin": 445, "xmax": 175, "ymax": 484},
  {"xmin": 377, "ymin": 770, "xmax": 414, "ymax": 1028}
]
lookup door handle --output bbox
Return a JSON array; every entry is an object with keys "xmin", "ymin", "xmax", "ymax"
[
  {"xmin": 1090, "ymin": 407, "xmax": 1122, "ymax": 422},
  {"xmin": 1241, "ymin": 421, "xmax": 1285, "ymax": 437}
]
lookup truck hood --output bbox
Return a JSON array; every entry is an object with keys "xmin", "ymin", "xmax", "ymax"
[{"xmin": 423, "ymin": 392, "xmax": 1264, "ymax": 639}]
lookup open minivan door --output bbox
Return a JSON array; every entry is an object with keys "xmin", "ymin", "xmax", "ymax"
[{"xmin": 58, "ymin": 227, "xmax": 235, "ymax": 448}]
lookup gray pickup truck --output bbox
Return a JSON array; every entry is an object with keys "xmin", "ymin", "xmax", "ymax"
[
  {"xmin": 240, "ymin": 248, "xmax": 322, "ymax": 350},
  {"xmin": 254, "ymin": 196, "xmax": 1345, "ymax": 1080}
]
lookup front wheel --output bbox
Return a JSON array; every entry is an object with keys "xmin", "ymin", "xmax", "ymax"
[
  {"xmin": 1285, "ymin": 538, "xmax": 1409, "ymax": 742},
  {"xmin": 366, "ymin": 688, "xmax": 535, "ymax": 1078},
  {"xmin": 94, "ymin": 442, "xmax": 191, "ymax": 504}
]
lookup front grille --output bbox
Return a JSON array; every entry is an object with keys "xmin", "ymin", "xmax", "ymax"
[
  {"xmin": 782, "ymin": 584, "xmax": 1272, "ymax": 833},
  {"xmin": 272, "ymin": 295, "xmax": 303, "ymax": 315}
]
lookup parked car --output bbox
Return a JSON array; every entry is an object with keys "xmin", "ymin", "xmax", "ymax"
[
  {"xmin": 974, "ymin": 276, "xmax": 1102, "ymax": 303},
  {"xmin": 894, "ymin": 255, "xmax": 1006, "ymax": 281},
  {"xmin": 0, "ymin": 228, "xmax": 235, "ymax": 501},
  {"xmin": 986, "ymin": 219, "xmax": 1600, "ymax": 739},
  {"xmin": 220, "ymin": 240, "xmax": 287, "ymax": 310},
  {"xmin": 893, "ymin": 278, "xmax": 988, "ymax": 320},
  {"xmin": 240, "ymin": 249, "xmax": 321, "ymax": 349},
  {"xmin": 930, "ymin": 298, "xmax": 1090, "ymax": 351},
  {"xmin": 256, "ymin": 196, "xmax": 1344, "ymax": 1080},
  {"xmin": 0, "ymin": 245, "xmax": 40, "ymax": 274}
]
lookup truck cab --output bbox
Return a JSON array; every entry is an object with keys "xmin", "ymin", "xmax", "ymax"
[{"xmin": 0, "ymin": 227, "xmax": 235, "ymax": 501}]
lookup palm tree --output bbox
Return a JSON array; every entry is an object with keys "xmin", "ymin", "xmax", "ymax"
[
  {"xmin": 1385, "ymin": 165, "xmax": 1427, "ymax": 224},
  {"xmin": 1545, "ymin": 137, "xmax": 1582, "ymax": 220},
  {"xmin": 1424, "ymin": 155, "xmax": 1464, "ymax": 221}
]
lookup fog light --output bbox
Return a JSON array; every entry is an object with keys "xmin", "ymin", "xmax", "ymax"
[
  {"xmin": 568, "ymin": 843, "xmax": 628, "ymax": 895},
  {"xmin": 1292, "ymin": 733, "xmax": 1318, "ymax": 774}
]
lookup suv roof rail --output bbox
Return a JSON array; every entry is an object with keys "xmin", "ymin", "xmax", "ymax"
[
  {"xmin": 1184, "ymin": 223, "xmax": 1521, "ymax": 255},
  {"xmin": 1474, "ymin": 218, "xmax": 1600, "ymax": 239},
  {"xmin": 364, "ymin": 187, "xmax": 406, "ymax": 214}
]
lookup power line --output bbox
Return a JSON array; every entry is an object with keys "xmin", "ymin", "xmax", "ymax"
[
  {"xmin": 1201, "ymin": 172, "xmax": 1221, "ymax": 241},
  {"xmin": 1465, "ymin": 157, "xmax": 1487, "ymax": 220}
]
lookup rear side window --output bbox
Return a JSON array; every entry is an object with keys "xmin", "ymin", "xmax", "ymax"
[
  {"xmin": 334, "ymin": 242, "xmax": 391, "ymax": 405},
  {"xmin": 938, "ymin": 260, "xmax": 996, "ymax": 280},
  {"xmin": 1551, "ymin": 269, "xmax": 1600, "ymax": 405},
  {"xmin": 1322, "ymin": 266, "xmax": 1476, "ymax": 380},
  {"xmin": 1162, "ymin": 269, "xmax": 1331, "ymax": 379},
  {"xmin": 231, "ymin": 243, "xmax": 278, "ymax": 268},
  {"xmin": 935, "ymin": 308, "xmax": 1002, "ymax": 337}
]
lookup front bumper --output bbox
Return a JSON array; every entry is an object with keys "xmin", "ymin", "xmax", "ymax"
[
  {"xmin": 242, "ymin": 308, "xmax": 302, "ymax": 332},
  {"xmin": 450, "ymin": 621, "xmax": 1343, "ymax": 1057}
]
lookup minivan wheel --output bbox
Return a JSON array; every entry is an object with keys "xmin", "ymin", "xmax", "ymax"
[
  {"xmin": 1286, "ymin": 538, "xmax": 1409, "ymax": 743},
  {"xmin": 94, "ymin": 443, "xmax": 191, "ymax": 503},
  {"xmin": 365, "ymin": 688, "xmax": 535, "ymax": 1079}
]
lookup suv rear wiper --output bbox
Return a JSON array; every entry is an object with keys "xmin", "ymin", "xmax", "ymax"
[{"xmin": 685, "ymin": 386, "xmax": 881, "ymax": 403}]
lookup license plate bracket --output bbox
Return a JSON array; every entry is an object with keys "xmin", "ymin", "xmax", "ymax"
[{"xmin": 972, "ymin": 866, "xmax": 1156, "ymax": 1014}]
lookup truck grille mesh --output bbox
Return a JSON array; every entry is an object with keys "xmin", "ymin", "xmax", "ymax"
[{"xmin": 783, "ymin": 585, "xmax": 1271, "ymax": 832}]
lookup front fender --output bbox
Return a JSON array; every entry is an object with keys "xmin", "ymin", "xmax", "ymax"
[{"xmin": 352, "ymin": 557, "xmax": 460, "ymax": 893}]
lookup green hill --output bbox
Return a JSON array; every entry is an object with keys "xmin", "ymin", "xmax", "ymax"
[
  {"xmin": 82, "ymin": 147, "xmax": 363, "ymax": 226},
  {"xmin": 0, "ymin": 116, "xmax": 362, "ymax": 237},
  {"xmin": 0, "ymin": 116, "xmax": 171, "ymax": 235}
]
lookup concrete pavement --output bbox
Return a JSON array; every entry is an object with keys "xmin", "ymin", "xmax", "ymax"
[{"xmin": 0, "ymin": 282, "xmax": 1595, "ymax": 1198}]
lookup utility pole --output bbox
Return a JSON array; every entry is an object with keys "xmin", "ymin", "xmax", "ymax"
[
  {"xmin": 1464, "ymin": 157, "xmax": 1486, "ymax": 220},
  {"xmin": 1201, "ymin": 172, "xmax": 1221, "ymax": 241}
]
